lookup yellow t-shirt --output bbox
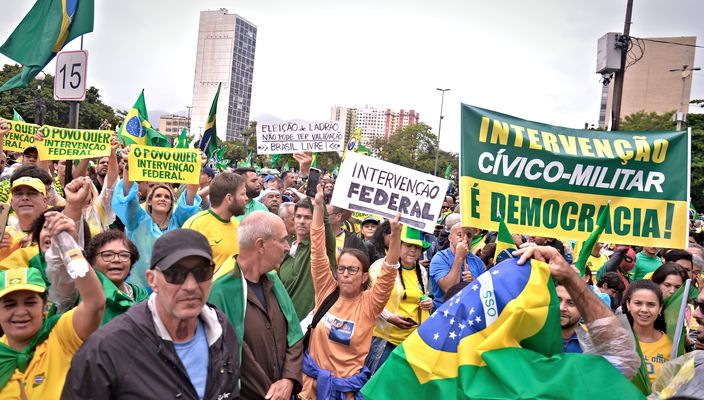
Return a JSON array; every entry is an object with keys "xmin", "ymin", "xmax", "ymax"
[
  {"xmin": 183, "ymin": 209, "xmax": 240, "ymax": 274},
  {"xmin": 640, "ymin": 332, "xmax": 672, "ymax": 384},
  {"xmin": 371, "ymin": 263, "xmax": 429, "ymax": 346},
  {"xmin": 0, "ymin": 308, "xmax": 82, "ymax": 400},
  {"xmin": 0, "ymin": 226, "xmax": 30, "ymax": 263}
]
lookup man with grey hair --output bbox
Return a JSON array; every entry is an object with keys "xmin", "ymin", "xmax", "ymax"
[
  {"xmin": 209, "ymin": 211, "xmax": 303, "ymax": 400},
  {"xmin": 278, "ymin": 202, "xmax": 296, "ymax": 238}
]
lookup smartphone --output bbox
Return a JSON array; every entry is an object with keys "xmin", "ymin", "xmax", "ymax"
[
  {"xmin": 305, "ymin": 167, "xmax": 321, "ymax": 197},
  {"xmin": 401, "ymin": 316, "xmax": 418, "ymax": 326}
]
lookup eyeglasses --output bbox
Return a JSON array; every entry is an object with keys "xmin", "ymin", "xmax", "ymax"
[
  {"xmin": 336, "ymin": 265, "xmax": 360, "ymax": 275},
  {"xmin": 159, "ymin": 264, "xmax": 214, "ymax": 285},
  {"xmin": 98, "ymin": 250, "xmax": 131, "ymax": 262}
]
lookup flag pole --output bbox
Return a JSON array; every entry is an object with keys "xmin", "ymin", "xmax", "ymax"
[{"xmin": 670, "ymin": 278, "xmax": 691, "ymax": 359}]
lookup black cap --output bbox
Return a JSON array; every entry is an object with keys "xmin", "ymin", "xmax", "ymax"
[
  {"xmin": 150, "ymin": 229, "xmax": 213, "ymax": 271},
  {"xmin": 23, "ymin": 146, "xmax": 38, "ymax": 155}
]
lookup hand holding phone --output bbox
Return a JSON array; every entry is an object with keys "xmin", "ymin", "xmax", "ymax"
[{"xmin": 305, "ymin": 167, "xmax": 321, "ymax": 198}]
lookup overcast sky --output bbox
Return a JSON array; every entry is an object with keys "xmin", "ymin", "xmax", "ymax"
[{"xmin": 1, "ymin": 0, "xmax": 702, "ymax": 151}]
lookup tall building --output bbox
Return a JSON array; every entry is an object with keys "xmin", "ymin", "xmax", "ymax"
[
  {"xmin": 600, "ymin": 36, "xmax": 696, "ymax": 128},
  {"xmin": 159, "ymin": 114, "xmax": 190, "ymax": 137},
  {"xmin": 191, "ymin": 9, "xmax": 257, "ymax": 142},
  {"xmin": 331, "ymin": 106, "xmax": 420, "ymax": 144}
]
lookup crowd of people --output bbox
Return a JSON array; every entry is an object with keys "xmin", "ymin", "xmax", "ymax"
[{"xmin": 0, "ymin": 116, "xmax": 701, "ymax": 399}]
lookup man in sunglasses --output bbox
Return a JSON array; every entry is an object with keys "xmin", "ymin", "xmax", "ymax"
[{"xmin": 62, "ymin": 229, "xmax": 240, "ymax": 400}]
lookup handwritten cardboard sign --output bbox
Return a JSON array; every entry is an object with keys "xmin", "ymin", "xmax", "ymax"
[{"xmin": 256, "ymin": 120, "xmax": 344, "ymax": 154}]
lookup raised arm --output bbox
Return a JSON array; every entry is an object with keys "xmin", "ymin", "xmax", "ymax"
[
  {"xmin": 120, "ymin": 146, "xmax": 134, "ymax": 195},
  {"xmin": 437, "ymin": 240, "xmax": 468, "ymax": 292},
  {"xmin": 44, "ymin": 211, "xmax": 105, "ymax": 340},
  {"xmin": 311, "ymin": 184, "xmax": 337, "ymax": 303},
  {"xmin": 369, "ymin": 214, "xmax": 401, "ymax": 316}
]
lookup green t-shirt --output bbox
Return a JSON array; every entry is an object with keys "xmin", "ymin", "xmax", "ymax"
[{"xmin": 632, "ymin": 252, "xmax": 662, "ymax": 280}]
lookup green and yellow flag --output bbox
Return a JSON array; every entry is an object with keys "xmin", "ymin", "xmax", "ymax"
[
  {"xmin": 311, "ymin": 152, "xmax": 318, "ymax": 169},
  {"xmin": 574, "ymin": 202, "xmax": 610, "ymax": 276},
  {"xmin": 493, "ymin": 215, "xmax": 517, "ymax": 265},
  {"xmin": 362, "ymin": 257, "xmax": 644, "ymax": 400},
  {"xmin": 342, "ymin": 128, "xmax": 371, "ymax": 160},
  {"xmin": 173, "ymin": 128, "xmax": 189, "ymax": 149},
  {"xmin": 12, "ymin": 109, "xmax": 24, "ymax": 122},
  {"xmin": 271, "ymin": 153, "xmax": 281, "ymax": 168},
  {"xmin": 199, "ymin": 83, "xmax": 221, "ymax": 158},
  {"xmin": 0, "ymin": 0, "xmax": 94, "ymax": 92},
  {"xmin": 118, "ymin": 90, "xmax": 168, "ymax": 147},
  {"xmin": 444, "ymin": 163, "xmax": 452, "ymax": 179}
]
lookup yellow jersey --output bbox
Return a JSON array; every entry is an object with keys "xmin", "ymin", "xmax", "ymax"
[
  {"xmin": 640, "ymin": 332, "xmax": 672, "ymax": 384},
  {"xmin": 183, "ymin": 209, "xmax": 240, "ymax": 274},
  {"xmin": 0, "ymin": 308, "xmax": 82, "ymax": 400}
]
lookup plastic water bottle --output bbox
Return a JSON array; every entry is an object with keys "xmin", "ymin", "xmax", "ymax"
[{"xmin": 55, "ymin": 232, "xmax": 90, "ymax": 279}]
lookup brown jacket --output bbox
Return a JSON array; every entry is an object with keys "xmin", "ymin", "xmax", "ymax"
[{"xmin": 241, "ymin": 277, "xmax": 304, "ymax": 399}]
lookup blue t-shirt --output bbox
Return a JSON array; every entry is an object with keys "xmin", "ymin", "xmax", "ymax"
[
  {"xmin": 174, "ymin": 318, "xmax": 209, "ymax": 399},
  {"xmin": 429, "ymin": 247, "xmax": 485, "ymax": 312},
  {"xmin": 563, "ymin": 331, "xmax": 583, "ymax": 353}
]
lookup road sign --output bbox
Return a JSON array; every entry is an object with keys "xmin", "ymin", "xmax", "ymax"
[{"xmin": 54, "ymin": 50, "xmax": 88, "ymax": 101}]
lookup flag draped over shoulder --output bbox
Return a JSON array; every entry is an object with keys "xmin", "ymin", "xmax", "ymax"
[
  {"xmin": 0, "ymin": 0, "xmax": 94, "ymax": 93},
  {"xmin": 493, "ymin": 216, "xmax": 516, "ymax": 265},
  {"xmin": 200, "ymin": 83, "xmax": 221, "ymax": 158},
  {"xmin": 119, "ymin": 90, "xmax": 168, "ymax": 147},
  {"xmin": 362, "ymin": 257, "xmax": 644, "ymax": 400},
  {"xmin": 574, "ymin": 203, "xmax": 610, "ymax": 276}
]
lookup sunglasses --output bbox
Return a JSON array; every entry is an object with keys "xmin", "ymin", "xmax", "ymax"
[{"xmin": 158, "ymin": 263, "xmax": 214, "ymax": 284}]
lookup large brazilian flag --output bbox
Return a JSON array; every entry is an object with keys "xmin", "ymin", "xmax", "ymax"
[
  {"xmin": 0, "ymin": 0, "xmax": 94, "ymax": 93},
  {"xmin": 361, "ymin": 258, "xmax": 644, "ymax": 399}
]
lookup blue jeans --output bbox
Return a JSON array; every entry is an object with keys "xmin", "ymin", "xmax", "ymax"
[{"xmin": 364, "ymin": 336, "xmax": 396, "ymax": 374}]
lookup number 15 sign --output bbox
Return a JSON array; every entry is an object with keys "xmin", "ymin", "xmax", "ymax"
[{"xmin": 54, "ymin": 50, "xmax": 88, "ymax": 101}]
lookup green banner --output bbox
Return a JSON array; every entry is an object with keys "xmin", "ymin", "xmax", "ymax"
[{"xmin": 460, "ymin": 104, "xmax": 690, "ymax": 249}]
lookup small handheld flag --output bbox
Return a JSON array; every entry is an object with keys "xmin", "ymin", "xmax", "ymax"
[
  {"xmin": 200, "ymin": 83, "xmax": 221, "ymax": 158},
  {"xmin": 574, "ymin": 202, "xmax": 610, "ymax": 276}
]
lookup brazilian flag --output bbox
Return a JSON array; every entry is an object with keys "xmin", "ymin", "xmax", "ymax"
[
  {"xmin": 362, "ymin": 257, "xmax": 644, "ymax": 400},
  {"xmin": 200, "ymin": 83, "xmax": 221, "ymax": 158},
  {"xmin": 0, "ymin": 0, "xmax": 94, "ymax": 92},
  {"xmin": 574, "ymin": 202, "xmax": 610, "ymax": 277},
  {"xmin": 173, "ymin": 128, "xmax": 189, "ymax": 148},
  {"xmin": 493, "ymin": 214, "xmax": 516, "ymax": 265},
  {"xmin": 119, "ymin": 90, "xmax": 168, "ymax": 147}
]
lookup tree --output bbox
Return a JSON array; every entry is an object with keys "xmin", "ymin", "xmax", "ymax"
[
  {"xmin": 0, "ymin": 64, "xmax": 120, "ymax": 129},
  {"xmin": 619, "ymin": 110, "xmax": 704, "ymax": 211},
  {"xmin": 371, "ymin": 123, "xmax": 459, "ymax": 176}
]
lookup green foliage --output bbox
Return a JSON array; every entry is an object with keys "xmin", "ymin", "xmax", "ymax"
[
  {"xmin": 620, "ymin": 110, "xmax": 704, "ymax": 210},
  {"xmin": 620, "ymin": 110, "xmax": 676, "ymax": 131},
  {"xmin": 371, "ymin": 123, "xmax": 458, "ymax": 176},
  {"xmin": 0, "ymin": 64, "xmax": 120, "ymax": 129}
]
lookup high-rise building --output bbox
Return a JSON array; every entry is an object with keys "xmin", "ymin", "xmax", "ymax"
[
  {"xmin": 600, "ymin": 36, "xmax": 696, "ymax": 128},
  {"xmin": 331, "ymin": 106, "xmax": 420, "ymax": 144},
  {"xmin": 191, "ymin": 9, "xmax": 257, "ymax": 142}
]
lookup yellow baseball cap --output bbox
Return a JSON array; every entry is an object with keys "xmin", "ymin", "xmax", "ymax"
[
  {"xmin": 0, "ymin": 268, "xmax": 46, "ymax": 299},
  {"xmin": 10, "ymin": 176, "xmax": 46, "ymax": 196}
]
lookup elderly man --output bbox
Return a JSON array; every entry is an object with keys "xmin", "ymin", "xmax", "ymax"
[
  {"xmin": 279, "ymin": 202, "xmax": 296, "ymax": 238},
  {"xmin": 261, "ymin": 188, "xmax": 283, "ymax": 214},
  {"xmin": 62, "ymin": 229, "xmax": 240, "ymax": 399},
  {"xmin": 429, "ymin": 222, "xmax": 485, "ymax": 312},
  {"xmin": 210, "ymin": 211, "xmax": 303, "ymax": 400}
]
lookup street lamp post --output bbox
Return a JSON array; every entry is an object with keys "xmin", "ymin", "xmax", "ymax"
[
  {"xmin": 434, "ymin": 88, "xmax": 450, "ymax": 176},
  {"xmin": 34, "ymin": 71, "xmax": 46, "ymax": 125}
]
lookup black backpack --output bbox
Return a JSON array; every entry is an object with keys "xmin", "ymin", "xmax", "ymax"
[{"xmin": 302, "ymin": 287, "xmax": 339, "ymax": 350}]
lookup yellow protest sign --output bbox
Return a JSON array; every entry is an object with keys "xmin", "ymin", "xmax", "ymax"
[
  {"xmin": 3, "ymin": 120, "xmax": 38, "ymax": 152},
  {"xmin": 36, "ymin": 125, "xmax": 112, "ymax": 160},
  {"xmin": 128, "ymin": 144, "xmax": 201, "ymax": 184}
]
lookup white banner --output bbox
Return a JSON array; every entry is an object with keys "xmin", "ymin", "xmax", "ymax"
[
  {"xmin": 331, "ymin": 152, "xmax": 451, "ymax": 232},
  {"xmin": 256, "ymin": 120, "xmax": 344, "ymax": 154}
]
